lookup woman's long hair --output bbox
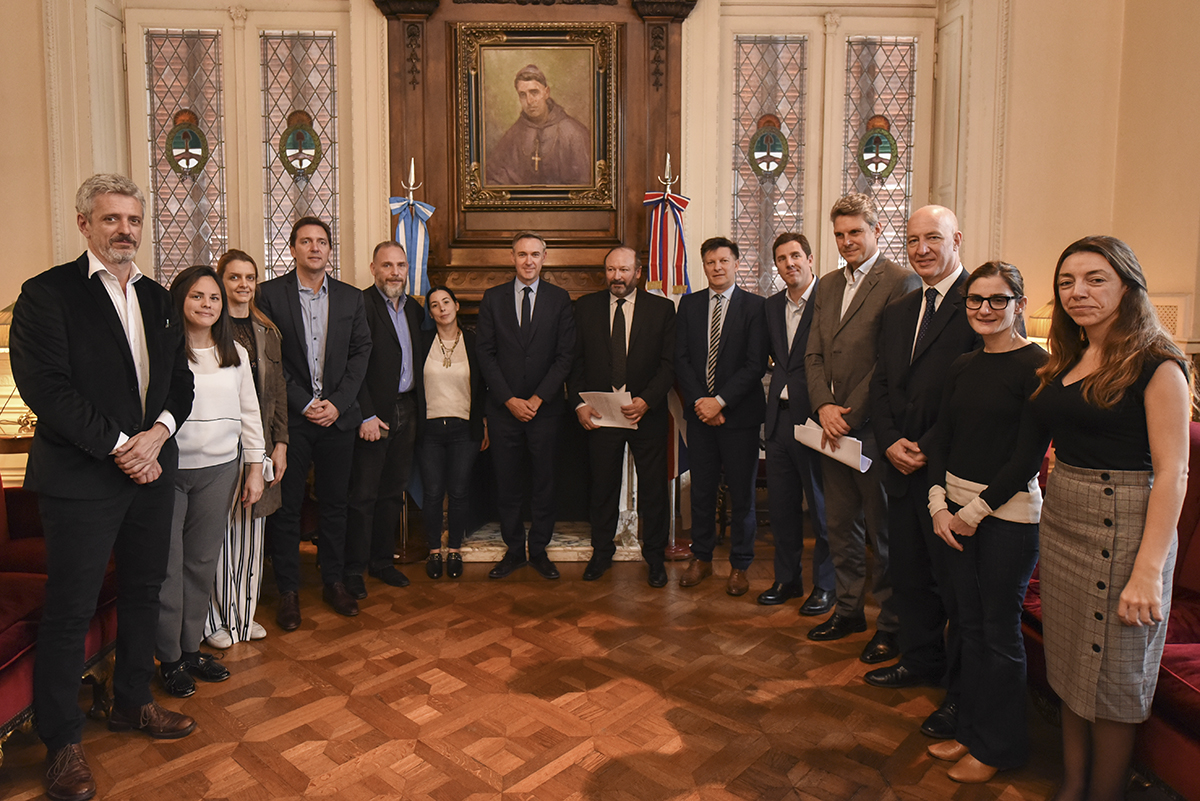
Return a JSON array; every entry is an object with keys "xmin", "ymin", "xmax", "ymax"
[
  {"xmin": 170, "ymin": 265, "xmax": 241, "ymax": 368},
  {"xmin": 1034, "ymin": 235, "xmax": 1188, "ymax": 408},
  {"xmin": 216, "ymin": 249, "xmax": 280, "ymax": 336}
]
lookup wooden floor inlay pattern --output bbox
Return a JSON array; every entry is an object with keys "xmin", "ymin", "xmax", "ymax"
[{"xmin": 2, "ymin": 543, "xmax": 1070, "ymax": 800}]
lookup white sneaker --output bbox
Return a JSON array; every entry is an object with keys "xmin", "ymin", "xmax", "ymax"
[
  {"xmin": 205, "ymin": 628, "xmax": 233, "ymax": 649},
  {"xmin": 248, "ymin": 621, "xmax": 267, "ymax": 640}
]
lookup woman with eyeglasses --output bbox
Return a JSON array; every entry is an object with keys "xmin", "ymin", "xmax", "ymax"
[
  {"xmin": 1030, "ymin": 237, "xmax": 1190, "ymax": 801},
  {"xmin": 924, "ymin": 262, "xmax": 1049, "ymax": 783}
]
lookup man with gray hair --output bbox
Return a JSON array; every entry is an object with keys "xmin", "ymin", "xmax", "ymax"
[
  {"xmin": 12, "ymin": 174, "xmax": 198, "ymax": 800},
  {"xmin": 486, "ymin": 63, "xmax": 592, "ymax": 186}
]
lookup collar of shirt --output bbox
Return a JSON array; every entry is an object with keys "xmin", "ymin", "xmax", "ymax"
[
  {"xmin": 515, "ymin": 277, "xmax": 541, "ymax": 297},
  {"xmin": 787, "ymin": 276, "xmax": 815, "ymax": 312},
  {"xmin": 710, "ymin": 285, "xmax": 735, "ymax": 303},
  {"xmin": 610, "ymin": 287, "xmax": 636, "ymax": 309},
  {"xmin": 374, "ymin": 284, "xmax": 407, "ymax": 312},
  {"xmin": 87, "ymin": 250, "xmax": 144, "ymax": 286},
  {"xmin": 843, "ymin": 249, "xmax": 881, "ymax": 287},
  {"xmin": 922, "ymin": 264, "xmax": 965, "ymax": 310},
  {"xmin": 298, "ymin": 272, "xmax": 329, "ymax": 298}
]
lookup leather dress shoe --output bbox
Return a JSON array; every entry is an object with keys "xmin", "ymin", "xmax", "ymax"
[
  {"xmin": 369, "ymin": 566, "xmax": 410, "ymax": 587},
  {"xmin": 344, "ymin": 574, "xmax": 368, "ymax": 599},
  {"xmin": 921, "ymin": 701, "xmax": 959, "ymax": 739},
  {"xmin": 446, "ymin": 552, "xmax": 463, "ymax": 579},
  {"xmin": 44, "ymin": 743, "xmax": 95, "ymax": 801},
  {"xmin": 109, "ymin": 702, "xmax": 196, "ymax": 739},
  {"xmin": 186, "ymin": 652, "xmax": 230, "ymax": 682},
  {"xmin": 948, "ymin": 753, "xmax": 997, "ymax": 783},
  {"xmin": 806, "ymin": 612, "xmax": 867, "ymax": 641},
  {"xmin": 928, "ymin": 740, "xmax": 969, "ymax": 762},
  {"xmin": 489, "ymin": 550, "xmax": 527, "ymax": 579},
  {"xmin": 426, "ymin": 552, "xmax": 444, "ymax": 579},
  {"xmin": 726, "ymin": 569, "xmax": 749, "ymax": 597},
  {"xmin": 323, "ymin": 582, "xmax": 360, "ymax": 616},
  {"xmin": 530, "ymin": 552, "xmax": 560, "ymax": 580},
  {"xmin": 678, "ymin": 558, "xmax": 712, "ymax": 587},
  {"xmin": 160, "ymin": 662, "xmax": 196, "ymax": 698},
  {"xmin": 864, "ymin": 663, "xmax": 939, "ymax": 688},
  {"xmin": 276, "ymin": 591, "xmax": 301, "ymax": 631},
  {"xmin": 647, "ymin": 563, "xmax": 668, "ymax": 588},
  {"xmin": 859, "ymin": 630, "xmax": 899, "ymax": 664},
  {"xmin": 757, "ymin": 581, "xmax": 802, "ymax": 606},
  {"xmin": 799, "ymin": 587, "xmax": 836, "ymax": 616},
  {"xmin": 582, "ymin": 556, "xmax": 612, "ymax": 581}
]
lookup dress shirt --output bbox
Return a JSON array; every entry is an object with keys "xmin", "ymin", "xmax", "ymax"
[
  {"xmin": 379, "ymin": 287, "xmax": 415, "ymax": 394},
  {"xmin": 298, "ymin": 272, "xmax": 329, "ymax": 410},
  {"xmin": 609, "ymin": 289, "xmax": 636, "ymax": 385},
  {"xmin": 779, "ymin": 276, "xmax": 815, "ymax": 401},
  {"xmin": 709, "ymin": 285, "xmax": 735, "ymax": 407},
  {"xmin": 513, "ymin": 277, "xmax": 541, "ymax": 323},
  {"xmin": 911, "ymin": 264, "xmax": 965, "ymax": 357},
  {"xmin": 839, "ymin": 250, "xmax": 881, "ymax": 319},
  {"xmin": 86, "ymin": 250, "xmax": 176, "ymax": 451}
]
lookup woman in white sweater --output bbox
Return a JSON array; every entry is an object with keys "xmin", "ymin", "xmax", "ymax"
[{"xmin": 156, "ymin": 265, "xmax": 264, "ymax": 698}]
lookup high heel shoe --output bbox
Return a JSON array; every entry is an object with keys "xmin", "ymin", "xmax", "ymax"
[
  {"xmin": 446, "ymin": 552, "xmax": 463, "ymax": 579},
  {"xmin": 426, "ymin": 552, "xmax": 443, "ymax": 579},
  {"xmin": 948, "ymin": 754, "xmax": 998, "ymax": 783}
]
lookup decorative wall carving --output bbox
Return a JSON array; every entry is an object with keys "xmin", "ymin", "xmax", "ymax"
[
  {"xmin": 824, "ymin": 12, "xmax": 841, "ymax": 34},
  {"xmin": 631, "ymin": 0, "xmax": 696, "ymax": 22},
  {"xmin": 228, "ymin": 5, "xmax": 247, "ymax": 29},
  {"xmin": 649, "ymin": 25, "xmax": 665, "ymax": 90},
  {"xmin": 453, "ymin": 0, "xmax": 616, "ymax": 5},
  {"xmin": 405, "ymin": 23, "xmax": 421, "ymax": 88},
  {"xmin": 373, "ymin": 0, "xmax": 440, "ymax": 19}
]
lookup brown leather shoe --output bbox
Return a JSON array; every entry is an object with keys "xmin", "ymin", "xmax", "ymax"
[
  {"xmin": 928, "ymin": 740, "xmax": 969, "ymax": 762},
  {"xmin": 726, "ymin": 569, "xmax": 749, "ymax": 596},
  {"xmin": 109, "ymin": 701, "xmax": 196, "ymax": 739},
  {"xmin": 276, "ymin": 591, "xmax": 301, "ymax": 631},
  {"xmin": 678, "ymin": 558, "xmax": 712, "ymax": 587},
  {"xmin": 44, "ymin": 743, "xmax": 95, "ymax": 801},
  {"xmin": 948, "ymin": 754, "xmax": 998, "ymax": 783},
  {"xmin": 323, "ymin": 582, "xmax": 360, "ymax": 616}
]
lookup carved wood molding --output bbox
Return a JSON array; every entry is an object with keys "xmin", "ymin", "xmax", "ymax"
[
  {"xmin": 429, "ymin": 268, "xmax": 606, "ymax": 297},
  {"xmin": 373, "ymin": 0, "xmax": 440, "ymax": 19},
  {"xmin": 453, "ymin": 0, "xmax": 616, "ymax": 4},
  {"xmin": 649, "ymin": 24, "xmax": 666, "ymax": 91},
  {"xmin": 631, "ymin": 0, "xmax": 696, "ymax": 22},
  {"xmin": 405, "ymin": 22, "xmax": 422, "ymax": 89}
]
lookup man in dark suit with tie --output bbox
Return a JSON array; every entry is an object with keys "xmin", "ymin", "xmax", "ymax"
[
  {"xmin": 805, "ymin": 193, "xmax": 920, "ymax": 662},
  {"xmin": 675, "ymin": 237, "xmax": 768, "ymax": 596},
  {"xmin": 476, "ymin": 231, "xmax": 577, "ymax": 580},
  {"xmin": 259, "ymin": 216, "xmax": 372, "ymax": 627},
  {"xmin": 11, "ymin": 174, "xmax": 198, "ymax": 800},
  {"xmin": 758, "ymin": 233, "xmax": 835, "ymax": 614},
  {"xmin": 345, "ymin": 241, "xmax": 423, "ymax": 598},
  {"xmin": 865, "ymin": 205, "xmax": 980, "ymax": 740},
  {"xmin": 568, "ymin": 245, "xmax": 676, "ymax": 588}
]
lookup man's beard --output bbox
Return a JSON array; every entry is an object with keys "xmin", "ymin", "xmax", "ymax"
[
  {"xmin": 380, "ymin": 282, "xmax": 404, "ymax": 299},
  {"xmin": 100, "ymin": 238, "xmax": 138, "ymax": 264}
]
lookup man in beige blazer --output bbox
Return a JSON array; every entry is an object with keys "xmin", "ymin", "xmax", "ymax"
[{"xmin": 804, "ymin": 193, "xmax": 920, "ymax": 663}]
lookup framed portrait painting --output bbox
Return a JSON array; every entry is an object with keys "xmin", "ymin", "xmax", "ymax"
[{"xmin": 455, "ymin": 22, "xmax": 618, "ymax": 210}]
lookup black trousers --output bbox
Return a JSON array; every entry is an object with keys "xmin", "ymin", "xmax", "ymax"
[
  {"xmin": 346, "ymin": 393, "xmax": 418, "ymax": 574},
  {"xmin": 586, "ymin": 422, "xmax": 669, "ymax": 566},
  {"xmin": 35, "ymin": 481, "xmax": 175, "ymax": 751},
  {"xmin": 488, "ymin": 409, "xmax": 561, "ymax": 556},
  {"xmin": 766, "ymin": 406, "xmax": 833, "ymax": 591},
  {"xmin": 267, "ymin": 418, "xmax": 356, "ymax": 591},
  {"xmin": 687, "ymin": 421, "xmax": 759, "ymax": 570}
]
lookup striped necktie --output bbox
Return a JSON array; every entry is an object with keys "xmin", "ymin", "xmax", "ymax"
[{"xmin": 706, "ymin": 293, "xmax": 723, "ymax": 394}]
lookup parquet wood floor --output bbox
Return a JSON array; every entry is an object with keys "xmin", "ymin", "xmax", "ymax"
[{"xmin": 0, "ymin": 541, "xmax": 1077, "ymax": 800}]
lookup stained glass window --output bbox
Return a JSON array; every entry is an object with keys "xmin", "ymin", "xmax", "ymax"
[
  {"xmin": 261, "ymin": 32, "xmax": 340, "ymax": 279},
  {"xmin": 732, "ymin": 35, "xmax": 808, "ymax": 296},
  {"xmin": 145, "ymin": 29, "xmax": 227, "ymax": 286}
]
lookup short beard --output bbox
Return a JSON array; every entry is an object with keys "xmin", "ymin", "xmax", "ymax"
[
  {"xmin": 99, "ymin": 243, "xmax": 138, "ymax": 264},
  {"xmin": 379, "ymin": 282, "xmax": 404, "ymax": 300}
]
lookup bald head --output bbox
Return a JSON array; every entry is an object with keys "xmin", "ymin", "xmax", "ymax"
[{"xmin": 906, "ymin": 205, "xmax": 963, "ymax": 285}]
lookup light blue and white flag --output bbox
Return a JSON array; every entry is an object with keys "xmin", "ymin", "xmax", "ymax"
[{"xmin": 388, "ymin": 195, "xmax": 435, "ymax": 300}]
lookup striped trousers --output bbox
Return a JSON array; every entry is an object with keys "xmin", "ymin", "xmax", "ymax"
[{"xmin": 205, "ymin": 460, "xmax": 266, "ymax": 644}]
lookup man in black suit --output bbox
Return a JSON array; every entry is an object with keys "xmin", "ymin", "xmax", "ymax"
[
  {"xmin": 758, "ymin": 233, "xmax": 835, "ymax": 614},
  {"xmin": 476, "ymin": 231, "xmax": 577, "ymax": 580},
  {"xmin": 866, "ymin": 205, "xmax": 979, "ymax": 740},
  {"xmin": 259, "ymin": 216, "xmax": 372, "ymax": 627},
  {"xmin": 675, "ymin": 237, "xmax": 767, "ymax": 596},
  {"xmin": 569, "ymin": 246, "xmax": 676, "ymax": 588},
  {"xmin": 11, "ymin": 174, "xmax": 197, "ymax": 800},
  {"xmin": 345, "ymin": 241, "xmax": 423, "ymax": 597}
]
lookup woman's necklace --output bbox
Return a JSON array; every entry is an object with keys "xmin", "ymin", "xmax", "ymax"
[{"xmin": 437, "ymin": 329, "xmax": 461, "ymax": 368}]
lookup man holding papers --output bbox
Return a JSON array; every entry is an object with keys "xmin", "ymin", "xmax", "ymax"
[{"xmin": 569, "ymin": 246, "xmax": 676, "ymax": 586}]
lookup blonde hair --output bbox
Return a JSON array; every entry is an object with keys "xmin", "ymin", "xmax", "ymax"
[{"xmin": 829, "ymin": 193, "xmax": 879, "ymax": 228}]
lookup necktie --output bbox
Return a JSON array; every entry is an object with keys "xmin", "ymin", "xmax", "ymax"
[
  {"xmin": 707, "ymin": 294, "xmax": 723, "ymax": 394},
  {"xmin": 913, "ymin": 287, "xmax": 938, "ymax": 356},
  {"xmin": 520, "ymin": 286, "xmax": 532, "ymax": 341},
  {"xmin": 611, "ymin": 297, "xmax": 627, "ymax": 389}
]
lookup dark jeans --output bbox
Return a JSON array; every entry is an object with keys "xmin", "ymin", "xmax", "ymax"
[
  {"xmin": 945, "ymin": 502, "xmax": 1039, "ymax": 769},
  {"xmin": 420, "ymin": 417, "xmax": 480, "ymax": 549},
  {"xmin": 347, "ymin": 393, "xmax": 418, "ymax": 574}
]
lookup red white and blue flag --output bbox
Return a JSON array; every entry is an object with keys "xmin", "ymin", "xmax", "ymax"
[{"xmin": 643, "ymin": 189, "xmax": 691, "ymax": 301}]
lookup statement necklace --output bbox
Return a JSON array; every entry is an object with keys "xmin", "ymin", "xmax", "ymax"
[{"xmin": 437, "ymin": 330, "xmax": 461, "ymax": 368}]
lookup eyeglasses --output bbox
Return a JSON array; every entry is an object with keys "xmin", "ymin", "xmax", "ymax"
[{"xmin": 964, "ymin": 294, "xmax": 1018, "ymax": 310}]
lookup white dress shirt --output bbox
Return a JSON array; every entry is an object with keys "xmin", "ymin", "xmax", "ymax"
[
  {"xmin": 779, "ymin": 277, "xmax": 815, "ymax": 401},
  {"xmin": 513, "ymin": 277, "xmax": 540, "ymax": 323},
  {"xmin": 840, "ymin": 250, "xmax": 881, "ymax": 319}
]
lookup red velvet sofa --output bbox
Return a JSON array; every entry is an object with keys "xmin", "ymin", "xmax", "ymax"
[
  {"xmin": 1022, "ymin": 422, "xmax": 1200, "ymax": 800},
  {"xmin": 0, "ymin": 478, "xmax": 117, "ymax": 766}
]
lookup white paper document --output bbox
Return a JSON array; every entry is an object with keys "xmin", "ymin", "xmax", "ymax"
[
  {"xmin": 580, "ymin": 391, "xmax": 638, "ymax": 429},
  {"xmin": 795, "ymin": 418, "xmax": 872, "ymax": 473}
]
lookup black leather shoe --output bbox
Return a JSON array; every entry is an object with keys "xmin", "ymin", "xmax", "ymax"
[
  {"xmin": 757, "ymin": 581, "xmax": 802, "ymax": 606},
  {"xmin": 426, "ymin": 553, "xmax": 444, "ymax": 580},
  {"xmin": 529, "ymin": 552, "xmax": 560, "ymax": 580},
  {"xmin": 160, "ymin": 662, "xmax": 196, "ymax": 698},
  {"xmin": 921, "ymin": 701, "xmax": 959, "ymax": 739},
  {"xmin": 863, "ymin": 663, "xmax": 940, "ymax": 688},
  {"xmin": 647, "ymin": 563, "xmax": 668, "ymax": 588},
  {"xmin": 799, "ymin": 587, "xmax": 836, "ymax": 616},
  {"xmin": 368, "ymin": 566, "xmax": 410, "ymax": 587},
  {"xmin": 276, "ymin": 591, "xmax": 301, "ymax": 631},
  {"xmin": 859, "ymin": 630, "xmax": 900, "ymax": 664},
  {"xmin": 806, "ymin": 613, "xmax": 867, "ymax": 641},
  {"xmin": 582, "ymin": 556, "xmax": 612, "ymax": 581},
  {"xmin": 186, "ymin": 652, "xmax": 230, "ymax": 682},
  {"xmin": 489, "ymin": 550, "xmax": 527, "ymax": 579},
  {"xmin": 446, "ymin": 552, "xmax": 463, "ymax": 579},
  {"xmin": 344, "ymin": 574, "xmax": 368, "ymax": 599},
  {"xmin": 323, "ymin": 582, "xmax": 360, "ymax": 616}
]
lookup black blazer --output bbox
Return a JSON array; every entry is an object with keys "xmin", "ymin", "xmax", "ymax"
[
  {"xmin": 675, "ymin": 285, "xmax": 767, "ymax": 430},
  {"xmin": 476, "ymin": 278, "xmax": 577, "ymax": 418},
  {"xmin": 417, "ymin": 327, "xmax": 487, "ymax": 441},
  {"xmin": 869, "ymin": 269, "xmax": 982, "ymax": 496},
  {"xmin": 567, "ymin": 289, "xmax": 676, "ymax": 434},
  {"xmin": 764, "ymin": 277, "xmax": 819, "ymax": 439},
  {"xmin": 356, "ymin": 287, "xmax": 424, "ymax": 423},
  {"xmin": 258, "ymin": 269, "xmax": 372, "ymax": 432},
  {"xmin": 10, "ymin": 253, "xmax": 194, "ymax": 498}
]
